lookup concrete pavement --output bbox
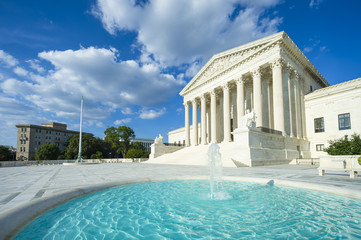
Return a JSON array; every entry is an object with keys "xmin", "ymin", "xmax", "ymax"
[{"xmin": 1, "ymin": 162, "xmax": 361, "ymax": 239}]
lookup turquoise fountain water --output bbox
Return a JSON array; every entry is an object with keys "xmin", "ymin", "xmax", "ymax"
[
  {"xmin": 16, "ymin": 180, "xmax": 361, "ymax": 239},
  {"xmin": 14, "ymin": 146, "xmax": 361, "ymax": 239}
]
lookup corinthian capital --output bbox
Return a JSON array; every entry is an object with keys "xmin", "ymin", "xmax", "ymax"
[
  {"xmin": 236, "ymin": 76, "xmax": 245, "ymax": 85},
  {"xmin": 251, "ymin": 67, "xmax": 262, "ymax": 78},
  {"xmin": 270, "ymin": 58, "xmax": 285, "ymax": 69},
  {"xmin": 223, "ymin": 82, "xmax": 230, "ymax": 91}
]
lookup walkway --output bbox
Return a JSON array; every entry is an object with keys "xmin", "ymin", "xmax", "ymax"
[{"xmin": 1, "ymin": 163, "xmax": 361, "ymax": 239}]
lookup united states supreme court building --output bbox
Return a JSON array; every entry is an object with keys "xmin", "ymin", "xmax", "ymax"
[{"xmin": 149, "ymin": 32, "xmax": 361, "ymax": 167}]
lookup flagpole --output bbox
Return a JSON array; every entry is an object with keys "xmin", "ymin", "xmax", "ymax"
[{"xmin": 76, "ymin": 96, "xmax": 83, "ymax": 163}]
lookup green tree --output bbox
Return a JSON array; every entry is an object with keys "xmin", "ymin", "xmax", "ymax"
[
  {"xmin": 104, "ymin": 126, "xmax": 135, "ymax": 158},
  {"xmin": 65, "ymin": 134, "xmax": 110, "ymax": 159},
  {"xmin": 0, "ymin": 146, "xmax": 13, "ymax": 161},
  {"xmin": 125, "ymin": 148, "xmax": 144, "ymax": 159},
  {"xmin": 34, "ymin": 143, "xmax": 61, "ymax": 160},
  {"xmin": 90, "ymin": 151, "xmax": 103, "ymax": 160},
  {"xmin": 325, "ymin": 133, "xmax": 361, "ymax": 155}
]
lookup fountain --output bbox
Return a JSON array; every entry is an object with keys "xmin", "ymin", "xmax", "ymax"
[{"xmin": 207, "ymin": 143, "xmax": 231, "ymax": 200}]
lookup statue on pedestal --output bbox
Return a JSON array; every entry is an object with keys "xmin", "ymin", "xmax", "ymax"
[
  {"xmin": 240, "ymin": 109, "xmax": 256, "ymax": 128},
  {"xmin": 154, "ymin": 134, "xmax": 164, "ymax": 144}
]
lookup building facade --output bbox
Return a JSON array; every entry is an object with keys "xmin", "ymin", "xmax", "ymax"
[
  {"xmin": 305, "ymin": 78, "xmax": 361, "ymax": 157},
  {"xmin": 168, "ymin": 32, "xmax": 333, "ymax": 166},
  {"xmin": 131, "ymin": 138, "xmax": 154, "ymax": 152},
  {"xmin": 16, "ymin": 122, "xmax": 81, "ymax": 160}
]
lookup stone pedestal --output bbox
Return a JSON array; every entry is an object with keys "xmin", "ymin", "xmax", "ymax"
[{"xmin": 231, "ymin": 127, "xmax": 310, "ymax": 166}]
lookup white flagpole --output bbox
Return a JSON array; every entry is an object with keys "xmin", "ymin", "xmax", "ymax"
[{"xmin": 76, "ymin": 96, "xmax": 83, "ymax": 163}]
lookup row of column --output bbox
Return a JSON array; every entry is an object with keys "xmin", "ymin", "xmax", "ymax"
[{"xmin": 184, "ymin": 57, "xmax": 306, "ymax": 146}]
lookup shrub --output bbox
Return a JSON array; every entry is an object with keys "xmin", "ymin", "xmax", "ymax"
[
  {"xmin": 126, "ymin": 148, "xmax": 144, "ymax": 159},
  {"xmin": 325, "ymin": 133, "xmax": 361, "ymax": 155}
]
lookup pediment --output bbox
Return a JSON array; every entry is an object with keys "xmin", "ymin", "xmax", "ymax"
[{"xmin": 180, "ymin": 32, "xmax": 285, "ymax": 96}]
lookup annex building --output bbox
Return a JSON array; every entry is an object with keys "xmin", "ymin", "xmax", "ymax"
[
  {"xmin": 152, "ymin": 31, "xmax": 361, "ymax": 167},
  {"xmin": 16, "ymin": 122, "xmax": 81, "ymax": 160}
]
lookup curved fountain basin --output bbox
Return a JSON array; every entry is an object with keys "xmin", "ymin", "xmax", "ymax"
[{"xmin": 9, "ymin": 177, "xmax": 360, "ymax": 238}]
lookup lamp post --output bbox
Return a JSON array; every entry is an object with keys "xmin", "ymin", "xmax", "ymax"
[{"xmin": 76, "ymin": 96, "xmax": 83, "ymax": 163}]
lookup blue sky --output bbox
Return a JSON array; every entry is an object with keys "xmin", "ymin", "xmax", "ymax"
[{"xmin": 1, "ymin": 0, "xmax": 360, "ymax": 147}]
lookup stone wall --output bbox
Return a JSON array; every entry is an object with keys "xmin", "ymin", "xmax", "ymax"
[
  {"xmin": 0, "ymin": 158, "xmax": 148, "ymax": 167},
  {"xmin": 149, "ymin": 143, "xmax": 185, "ymax": 159},
  {"xmin": 319, "ymin": 155, "xmax": 361, "ymax": 169}
]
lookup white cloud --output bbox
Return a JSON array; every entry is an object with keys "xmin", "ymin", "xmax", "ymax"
[
  {"xmin": 139, "ymin": 108, "xmax": 166, "ymax": 119},
  {"xmin": 27, "ymin": 59, "xmax": 45, "ymax": 73},
  {"xmin": 121, "ymin": 107, "xmax": 133, "ymax": 115},
  {"xmin": 0, "ymin": 47, "xmax": 185, "ymax": 125},
  {"xmin": 303, "ymin": 47, "xmax": 313, "ymax": 53},
  {"xmin": 114, "ymin": 118, "xmax": 132, "ymax": 125},
  {"xmin": 0, "ymin": 50, "xmax": 19, "ymax": 67},
  {"xmin": 13, "ymin": 66, "xmax": 28, "ymax": 76},
  {"xmin": 0, "ymin": 96, "xmax": 46, "ymax": 146},
  {"xmin": 93, "ymin": 0, "xmax": 282, "ymax": 67},
  {"xmin": 309, "ymin": 0, "xmax": 323, "ymax": 8},
  {"xmin": 303, "ymin": 39, "xmax": 321, "ymax": 53}
]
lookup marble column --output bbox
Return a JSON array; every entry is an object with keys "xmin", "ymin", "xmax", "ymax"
[
  {"xmin": 294, "ymin": 72, "xmax": 300, "ymax": 138},
  {"xmin": 192, "ymin": 99, "xmax": 198, "ymax": 146},
  {"xmin": 236, "ymin": 77, "xmax": 245, "ymax": 128},
  {"xmin": 268, "ymin": 78, "xmax": 274, "ymax": 129},
  {"xmin": 263, "ymin": 77, "xmax": 270, "ymax": 128},
  {"xmin": 287, "ymin": 66, "xmax": 294, "ymax": 137},
  {"xmin": 201, "ymin": 94, "xmax": 207, "ymax": 145},
  {"xmin": 210, "ymin": 89, "xmax": 217, "ymax": 143},
  {"xmin": 300, "ymin": 79, "xmax": 307, "ymax": 139},
  {"xmin": 184, "ymin": 102, "xmax": 190, "ymax": 146},
  {"xmin": 252, "ymin": 67, "xmax": 262, "ymax": 127},
  {"xmin": 223, "ymin": 83, "xmax": 231, "ymax": 142},
  {"xmin": 271, "ymin": 58, "xmax": 285, "ymax": 135}
]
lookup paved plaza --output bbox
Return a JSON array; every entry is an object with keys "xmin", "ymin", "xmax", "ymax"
[
  {"xmin": 2, "ymin": 163, "xmax": 361, "ymax": 212},
  {"xmin": 1, "ymin": 162, "xmax": 361, "ymax": 239}
]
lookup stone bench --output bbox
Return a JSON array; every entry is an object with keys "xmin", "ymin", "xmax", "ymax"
[{"xmin": 318, "ymin": 167, "xmax": 358, "ymax": 178}]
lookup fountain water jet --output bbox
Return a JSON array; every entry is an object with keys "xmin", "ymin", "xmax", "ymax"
[{"xmin": 207, "ymin": 143, "xmax": 231, "ymax": 200}]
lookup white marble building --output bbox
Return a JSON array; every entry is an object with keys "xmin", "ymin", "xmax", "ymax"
[
  {"xmin": 158, "ymin": 31, "xmax": 360, "ymax": 167},
  {"xmin": 305, "ymin": 78, "xmax": 361, "ymax": 157},
  {"xmin": 165, "ymin": 31, "xmax": 331, "ymax": 166}
]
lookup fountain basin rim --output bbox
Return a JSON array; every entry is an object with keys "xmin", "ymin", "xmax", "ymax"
[{"xmin": 1, "ymin": 176, "xmax": 361, "ymax": 240}]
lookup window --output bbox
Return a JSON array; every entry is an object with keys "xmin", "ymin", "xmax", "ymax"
[
  {"xmin": 24, "ymin": 147, "xmax": 26, "ymax": 152},
  {"xmin": 314, "ymin": 117, "xmax": 324, "ymax": 133},
  {"xmin": 338, "ymin": 113, "xmax": 351, "ymax": 130},
  {"xmin": 20, "ymin": 147, "xmax": 22, "ymax": 152},
  {"xmin": 316, "ymin": 144, "xmax": 324, "ymax": 151}
]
